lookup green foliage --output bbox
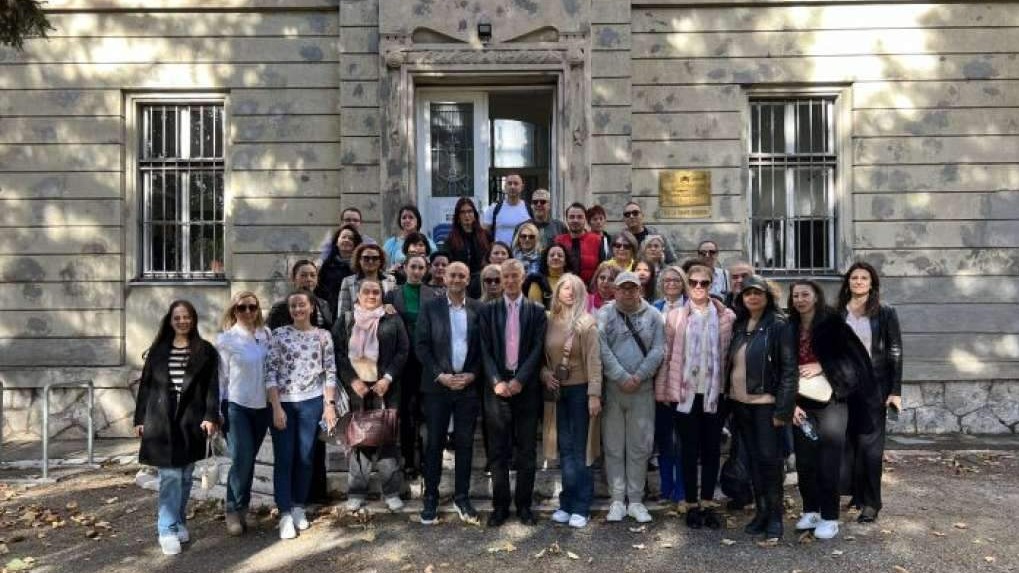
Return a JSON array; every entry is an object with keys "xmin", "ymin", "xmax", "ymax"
[{"xmin": 0, "ymin": 0, "xmax": 54, "ymax": 50}]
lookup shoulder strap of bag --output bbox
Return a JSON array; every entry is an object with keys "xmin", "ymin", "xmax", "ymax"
[
  {"xmin": 619, "ymin": 310, "xmax": 649, "ymax": 357},
  {"xmin": 560, "ymin": 328, "xmax": 576, "ymax": 366}
]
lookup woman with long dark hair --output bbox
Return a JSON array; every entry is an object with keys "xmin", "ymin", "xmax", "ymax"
[
  {"xmin": 787, "ymin": 280, "xmax": 873, "ymax": 540},
  {"xmin": 725, "ymin": 276, "xmax": 797, "ymax": 543},
  {"xmin": 525, "ymin": 243, "xmax": 573, "ymax": 310},
  {"xmin": 383, "ymin": 204, "xmax": 437, "ymax": 268},
  {"xmin": 216, "ymin": 291, "xmax": 271, "ymax": 536},
  {"xmin": 838, "ymin": 262, "xmax": 903, "ymax": 523},
  {"xmin": 317, "ymin": 224, "xmax": 362, "ymax": 318},
  {"xmin": 134, "ymin": 300, "xmax": 219, "ymax": 555},
  {"xmin": 446, "ymin": 197, "xmax": 490, "ymax": 297}
]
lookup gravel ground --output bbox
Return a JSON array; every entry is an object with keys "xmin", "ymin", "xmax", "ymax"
[{"xmin": 1, "ymin": 452, "xmax": 1017, "ymax": 573}]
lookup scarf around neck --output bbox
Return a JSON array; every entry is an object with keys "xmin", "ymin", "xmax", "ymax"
[
  {"xmin": 349, "ymin": 304, "xmax": 386, "ymax": 363},
  {"xmin": 682, "ymin": 300, "xmax": 721, "ymax": 402}
]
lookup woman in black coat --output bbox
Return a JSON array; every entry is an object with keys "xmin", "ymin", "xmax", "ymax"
[
  {"xmin": 788, "ymin": 280, "xmax": 874, "ymax": 541},
  {"xmin": 133, "ymin": 300, "xmax": 219, "ymax": 556},
  {"xmin": 838, "ymin": 261, "xmax": 903, "ymax": 522},
  {"xmin": 332, "ymin": 278, "xmax": 410, "ymax": 512}
]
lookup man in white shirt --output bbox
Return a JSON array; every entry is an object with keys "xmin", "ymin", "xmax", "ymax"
[{"xmin": 482, "ymin": 174, "xmax": 532, "ymax": 244}]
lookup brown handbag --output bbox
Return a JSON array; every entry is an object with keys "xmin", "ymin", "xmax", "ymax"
[{"xmin": 344, "ymin": 392, "xmax": 399, "ymax": 448}]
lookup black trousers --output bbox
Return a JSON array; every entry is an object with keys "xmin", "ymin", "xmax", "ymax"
[
  {"xmin": 794, "ymin": 399, "xmax": 848, "ymax": 520},
  {"xmin": 422, "ymin": 389, "xmax": 479, "ymax": 502},
  {"xmin": 484, "ymin": 386, "xmax": 540, "ymax": 511},
  {"xmin": 674, "ymin": 394, "xmax": 725, "ymax": 504},
  {"xmin": 730, "ymin": 401, "xmax": 785, "ymax": 517},
  {"xmin": 846, "ymin": 405, "xmax": 887, "ymax": 512},
  {"xmin": 398, "ymin": 353, "xmax": 423, "ymax": 472}
]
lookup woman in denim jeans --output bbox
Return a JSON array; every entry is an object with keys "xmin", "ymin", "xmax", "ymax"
[
  {"xmin": 215, "ymin": 291, "xmax": 271, "ymax": 536},
  {"xmin": 133, "ymin": 300, "xmax": 219, "ymax": 555},
  {"xmin": 541, "ymin": 273, "xmax": 603, "ymax": 529},
  {"xmin": 266, "ymin": 289, "xmax": 341, "ymax": 540}
]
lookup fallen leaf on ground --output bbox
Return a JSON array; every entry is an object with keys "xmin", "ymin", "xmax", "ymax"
[
  {"xmin": 880, "ymin": 529, "xmax": 892, "ymax": 534},
  {"xmin": 103, "ymin": 497, "xmax": 119, "ymax": 505},
  {"xmin": 399, "ymin": 565, "xmax": 413, "ymax": 572},
  {"xmin": 628, "ymin": 526, "xmax": 646, "ymax": 533},
  {"xmin": 984, "ymin": 556, "xmax": 996, "ymax": 564},
  {"xmin": 4, "ymin": 558, "xmax": 32, "ymax": 572},
  {"xmin": 721, "ymin": 539, "xmax": 736, "ymax": 546},
  {"xmin": 632, "ymin": 544, "xmax": 645, "ymax": 550},
  {"xmin": 660, "ymin": 542, "xmax": 674, "ymax": 548},
  {"xmin": 533, "ymin": 549, "xmax": 546, "ymax": 559},
  {"xmin": 892, "ymin": 566, "xmax": 910, "ymax": 573},
  {"xmin": 424, "ymin": 565, "xmax": 435, "ymax": 573},
  {"xmin": 932, "ymin": 531, "xmax": 946, "ymax": 537},
  {"xmin": 953, "ymin": 522, "xmax": 968, "ymax": 529},
  {"xmin": 832, "ymin": 549, "xmax": 844, "ymax": 556},
  {"xmin": 486, "ymin": 542, "xmax": 516, "ymax": 553},
  {"xmin": 756, "ymin": 538, "xmax": 779, "ymax": 548},
  {"xmin": 66, "ymin": 502, "xmax": 78, "ymax": 511},
  {"xmin": 566, "ymin": 551, "xmax": 579, "ymax": 560},
  {"xmin": 798, "ymin": 531, "xmax": 814, "ymax": 544}
]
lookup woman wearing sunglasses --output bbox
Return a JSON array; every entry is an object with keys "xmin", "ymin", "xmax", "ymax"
[
  {"xmin": 512, "ymin": 221, "xmax": 543, "ymax": 276},
  {"xmin": 609, "ymin": 231, "xmax": 639, "ymax": 272},
  {"xmin": 216, "ymin": 291, "xmax": 271, "ymax": 536},
  {"xmin": 338, "ymin": 243, "xmax": 397, "ymax": 317}
]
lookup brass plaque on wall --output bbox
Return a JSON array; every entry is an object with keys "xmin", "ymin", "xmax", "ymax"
[{"xmin": 658, "ymin": 170, "xmax": 711, "ymax": 219}]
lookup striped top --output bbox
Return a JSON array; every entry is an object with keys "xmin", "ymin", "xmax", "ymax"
[{"xmin": 168, "ymin": 345, "xmax": 190, "ymax": 395}]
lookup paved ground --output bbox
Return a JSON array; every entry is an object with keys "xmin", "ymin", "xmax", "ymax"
[{"xmin": 1, "ymin": 448, "xmax": 1017, "ymax": 573}]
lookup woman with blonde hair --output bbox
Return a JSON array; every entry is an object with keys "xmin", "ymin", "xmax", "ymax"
[
  {"xmin": 216, "ymin": 291, "xmax": 271, "ymax": 536},
  {"xmin": 541, "ymin": 273, "xmax": 603, "ymax": 528},
  {"xmin": 480, "ymin": 263, "xmax": 504, "ymax": 302},
  {"xmin": 639, "ymin": 235, "xmax": 668, "ymax": 273},
  {"xmin": 609, "ymin": 230, "xmax": 639, "ymax": 272},
  {"xmin": 511, "ymin": 221, "xmax": 543, "ymax": 275},
  {"xmin": 586, "ymin": 261, "xmax": 621, "ymax": 313}
]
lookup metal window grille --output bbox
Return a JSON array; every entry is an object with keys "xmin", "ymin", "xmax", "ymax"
[
  {"xmin": 748, "ymin": 97, "xmax": 837, "ymax": 273},
  {"xmin": 139, "ymin": 103, "xmax": 225, "ymax": 279}
]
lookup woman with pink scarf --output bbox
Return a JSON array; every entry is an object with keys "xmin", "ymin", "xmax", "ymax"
[
  {"xmin": 654, "ymin": 263, "xmax": 736, "ymax": 530},
  {"xmin": 332, "ymin": 279, "xmax": 410, "ymax": 512}
]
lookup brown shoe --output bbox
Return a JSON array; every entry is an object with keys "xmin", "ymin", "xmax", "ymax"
[{"xmin": 225, "ymin": 512, "xmax": 244, "ymax": 536}]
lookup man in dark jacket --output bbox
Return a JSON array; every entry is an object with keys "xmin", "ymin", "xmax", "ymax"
[
  {"xmin": 415, "ymin": 262, "xmax": 485, "ymax": 525},
  {"xmin": 479, "ymin": 259, "xmax": 548, "ymax": 527}
]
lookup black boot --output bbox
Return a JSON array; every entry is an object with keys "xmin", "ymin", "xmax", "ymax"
[{"xmin": 744, "ymin": 496, "xmax": 769, "ymax": 535}]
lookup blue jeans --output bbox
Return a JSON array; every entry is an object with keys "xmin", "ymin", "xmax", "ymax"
[
  {"xmin": 557, "ymin": 385, "xmax": 593, "ymax": 517},
  {"xmin": 270, "ymin": 397, "xmax": 323, "ymax": 512},
  {"xmin": 157, "ymin": 464, "xmax": 194, "ymax": 536},
  {"xmin": 654, "ymin": 402, "xmax": 684, "ymax": 502},
  {"xmin": 226, "ymin": 402, "xmax": 270, "ymax": 513}
]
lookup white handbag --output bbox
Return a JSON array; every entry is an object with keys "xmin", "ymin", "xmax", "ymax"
[
  {"xmin": 798, "ymin": 373, "xmax": 833, "ymax": 403},
  {"xmin": 197, "ymin": 438, "xmax": 225, "ymax": 490}
]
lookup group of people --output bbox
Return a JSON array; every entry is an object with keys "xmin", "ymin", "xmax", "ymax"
[{"xmin": 133, "ymin": 174, "xmax": 903, "ymax": 555}]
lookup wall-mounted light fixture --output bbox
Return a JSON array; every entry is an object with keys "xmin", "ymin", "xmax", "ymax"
[{"xmin": 478, "ymin": 20, "xmax": 492, "ymax": 43}]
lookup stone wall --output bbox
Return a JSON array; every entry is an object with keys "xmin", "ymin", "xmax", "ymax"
[{"xmin": 893, "ymin": 380, "xmax": 1019, "ymax": 435}]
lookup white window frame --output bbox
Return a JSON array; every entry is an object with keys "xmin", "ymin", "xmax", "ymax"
[
  {"xmin": 126, "ymin": 93, "xmax": 230, "ymax": 283},
  {"xmin": 744, "ymin": 87, "xmax": 853, "ymax": 276}
]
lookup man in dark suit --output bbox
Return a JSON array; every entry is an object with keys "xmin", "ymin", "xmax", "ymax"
[
  {"xmin": 415, "ymin": 261, "xmax": 484, "ymax": 525},
  {"xmin": 479, "ymin": 259, "xmax": 548, "ymax": 526}
]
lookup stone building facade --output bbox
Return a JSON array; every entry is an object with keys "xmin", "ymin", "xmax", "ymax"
[{"xmin": 0, "ymin": 0, "xmax": 1016, "ymax": 439}]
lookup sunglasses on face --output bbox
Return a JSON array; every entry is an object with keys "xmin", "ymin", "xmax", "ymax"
[
  {"xmin": 531, "ymin": 199, "xmax": 548, "ymax": 205},
  {"xmin": 623, "ymin": 210, "xmax": 641, "ymax": 218},
  {"xmin": 690, "ymin": 279, "xmax": 712, "ymax": 289},
  {"xmin": 698, "ymin": 249, "xmax": 718, "ymax": 256},
  {"xmin": 483, "ymin": 277, "xmax": 501, "ymax": 285},
  {"xmin": 236, "ymin": 304, "xmax": 259, "ymax": 313},
  {"xmin": 360, "ymin": 255, "xmax": 380, "ymax": 263},
  {"xmin": 613, "ymin": 243, "xmax": 630, "ymax": 249},
  {"xmin": 519, "ymin": 234, "xmax": 536, "ymax": 240}
]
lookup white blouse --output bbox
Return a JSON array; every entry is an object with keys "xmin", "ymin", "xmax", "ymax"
[{"xmin": 216, "ymin": 324, "xmax": 271, "ymax": 409}]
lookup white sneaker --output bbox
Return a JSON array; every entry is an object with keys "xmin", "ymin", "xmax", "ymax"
[
  {"xmin": 606, "ymin": 501, "xmax": 626, "ymax": 522},
  {"xmin": 814, "ymin": 519, "xmax": 840, "ymax": 539},
  {"xmin": 278, "ymin": 515, "xmax": 297, "ymax": 540},
  {"xmin": 344, "ymin": 497, "xmax": 364, "ymax": 512},
  {"xmin": 175, "ymin": 525, "xmax": 189, "ymax": 544},
  {"xmin": 291, "ymin": 507, "xmax": 310, "ymax": 530},
  {"xmin": 385, "ymin": 496, "xmax": 405, "ymax": 512},
  {"xmin": 627, "ymin": 502, "xmax": 653, "ymax": 523},
  {"xmin": 158, "ymin": 533, "xmax": 181, "ymax": 555},
  {"xmin": 568, "ymin": 514, "xmax": 589, "ymax": 528},
  {"xmin": 551, "ymin": 509, "xmax": 571, "ymax": 524},
  {"xmin": 795, "ymin": 512, "xmax": 822, "ymax": 530}
]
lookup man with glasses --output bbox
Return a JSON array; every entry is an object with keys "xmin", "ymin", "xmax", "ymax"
[
  {"xmin": 529, "ymin": 188, "xmax": 566, "ymax": 249},
  {"xmin": 554, "ymin": 202, "xmax": 604, "ymax": 284},
  {"xmin": 622, "ymin": 201, "xmax": 677, "ymax": 264},
  {"xmin": 480, "ymin": 259, "xmax": 548, "ymax": 527},
  {"xmin": 317, "ymin": 207, "xmax": 377, "ymax": 263},
  {"xmin": 483, "ymin": 174, "xmax": 532, "ymax": 244},
  {"xmin": 696, "ymin": 240, "xmax": 729, "ymax": 298}
]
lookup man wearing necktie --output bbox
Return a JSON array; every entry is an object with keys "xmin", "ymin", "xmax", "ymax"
[{"xmin": 480, "ymin": 259, "xmax": 548, "ymax": 527}]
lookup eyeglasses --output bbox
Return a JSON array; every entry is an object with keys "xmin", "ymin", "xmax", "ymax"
[
  {"xmin": 236, "ymin": 304, "xmax": 259, "ymax": 313},
  {"xmin": 519, "ymin": 234, "xmax": 536, "ymax": 240},
  {"xmin": 662, "ymin": 278, "xmax": 683, "ymax": 285},
  {"xmin": 698, "ymin": 249, "xmax": 718, "ymax": 256},
  {"xmin": 360, "ymin": 255, "xmax": 381, "ymax": 263},
  {"xmin": 458, "ymin": 208, "xmax": 475, "ymax": 215},
  {"xmin": 531, "ymin": 199, "xmax": 548, "ymax": 205},
  {"xmin": 623, "ymin": 210, "xmax": 641, "ymax": 218},
  {"xmin": 483, "ymin": 278, "xmax": 501, "ymax": 285},
  {"xmin": 613, "ymin": 243, "xmax": 630, "ymax": 249},
  {"xmin": 690, "ymin": 279, "xmax": 712, "ymax": 289}
]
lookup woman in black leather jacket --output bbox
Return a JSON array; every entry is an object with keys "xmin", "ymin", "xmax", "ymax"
[
  {"xmin": 788, "ymin": 280, "xmax": 874, "ymax": 541},
  {"xmin": 726, "ymin": 275, "xmax": 797, "ymax": 543},
  {"xmin": 838, "ymin": 261, "xmax": 903, "ymax": 523}
]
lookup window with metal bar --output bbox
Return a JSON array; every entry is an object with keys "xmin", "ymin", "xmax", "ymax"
[
  {"xmin": 139, "ymin": 102, "xmax": 225, "ymax": 279},
  {"xmin": 748, "ymin": 97, "xmax": 837, "ymax": 274}
]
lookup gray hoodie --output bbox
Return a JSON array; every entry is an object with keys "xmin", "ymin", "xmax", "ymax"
[{"xmin": 597, "ymin": 299, "xmax": 665, "ymax": 387}]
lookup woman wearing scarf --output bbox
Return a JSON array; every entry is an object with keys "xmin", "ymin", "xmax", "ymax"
[
  {"xmin": 651, "ymin": 265, "xmax": 689, "ymax": 506},
  {"xmin": 332, "ymin": 279, "xmax": 410, "ymax": 512},
  {"xmin": 511, "ymin": 221, "xmax": 543, "ymax": 276},
  {"xmin": 655, "ymin": 264, "xmax": 735, "ymax": 529},
  {"xmin": 586, "ymin": 261, "xmax": 621, "ymax": 313}
]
